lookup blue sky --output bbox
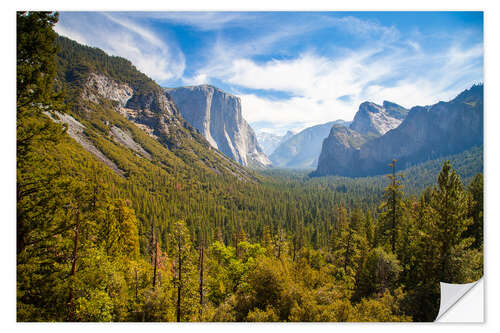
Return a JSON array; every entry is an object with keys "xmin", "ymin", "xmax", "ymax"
[{"xmin": 55, "ymin": 12, "xmax": 483, "ymax": 135}]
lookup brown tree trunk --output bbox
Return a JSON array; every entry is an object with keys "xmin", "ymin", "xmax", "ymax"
[
  {"xmin": 177, "ymin": 241, "xmax": 182, "ymax": 322},
  {"xmin": 135, "ymin": 266, "xmax": 138, "ymax": 303},
  {"xmin": 152, "ymin": 241, "xmax": 158, "ymax": 288},
  {"xmin": 67, "ymin": 201, "xmax": 80, "ymax": 321},
  {"xmin": 150, "ymin": 221, "xmax": 156, "ymax": 264},
  {"xmin": 392, "ymin": 160, "xmax": 396, "ymax": 253},
  {"xmin": 199, "ymin": 245, "xmax": 204, "ymax": 319}
]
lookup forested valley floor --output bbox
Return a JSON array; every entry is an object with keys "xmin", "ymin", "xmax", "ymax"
[{"xmin": 17, "ymin": 12, "xmax": 483, "ymax": 322}]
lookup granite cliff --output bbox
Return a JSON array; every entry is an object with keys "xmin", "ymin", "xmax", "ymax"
[
  {"xmin": 313, "ymin": 85, "xmax": 483, "ymax": 177},
  {"xmin": 166, "ymin": 85, "xmax": 271, "ymax": 169},
  {"xmin": 350, "ymin": 101, "xmax": 408, "ymax": 136},
  {"xmin": 53, "ymin": 36, "xmax": 256, "ymax": 181}
]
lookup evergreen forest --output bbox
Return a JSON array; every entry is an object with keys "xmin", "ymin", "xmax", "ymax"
[{"xmin": 16, "ymin": 12, "xmax": 483, "ymax": 322}]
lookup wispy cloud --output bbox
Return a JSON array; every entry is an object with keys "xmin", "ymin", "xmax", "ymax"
[
  {"xmin": 177, "ymin": 13, "xmax": 483, "ymax": 134},
  {"xmin": 325, "ymin": 16, "xmax": 400, "ymax": 42},
  {"xmin": 55, "ymin": 12, "xmax": 186, "ymax": 82},
  {"xmin": 227, "ymin": 41, "xmax": 482, "ymax": 134},
  {"xmin": 55, "ymin": 12, "xmax": 483, "ymax": 135},
  {"xmin": 141, "ymin": 12, "xmax": 257, "ymax": 31}
]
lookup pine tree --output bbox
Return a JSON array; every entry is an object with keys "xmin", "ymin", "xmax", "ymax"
[
  {"xmin": 378, "ymin": 160, "xmax": 404, "ymax": 253},
  {"xmin": 172, "ymin": 220, "xmax": 197, "ymax": 321},
  {"xmin": 17, "ymin": 11, "xmax": 67, "ymax": 256},
  {"xmin": 466, "ymin": 173, "xmax": 483, "ymax": 250},
  {"xmin": 429, "ymin": 161, "xmax": 472, "ymax": 281}
]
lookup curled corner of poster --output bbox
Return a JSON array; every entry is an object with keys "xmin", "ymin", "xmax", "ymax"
[{"xmin": 435, "ymin": 278, "xmax": 484, "ymax": 322}]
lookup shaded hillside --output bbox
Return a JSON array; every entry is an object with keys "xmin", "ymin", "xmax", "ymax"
[{"xmin": 313, "ymin": 85, "xmax": 483, "ymax": 177}]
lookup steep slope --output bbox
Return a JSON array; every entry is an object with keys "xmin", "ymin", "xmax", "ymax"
[
  {"xmin": 270, "ymin": 120, "xmax": 349, "ymax": 169},
  {"xmin": 166, "ymin": 85, "xmax": 271, "ymax": 169},
  {"xmin": 54, "ymin": 36, "xmax": 256, "ymax": 182},
  {"xmin": 313, "ymin": 85, "xmax": 483, "ymax": 177},
  {"xmin": 350, "ymin": 101, "xmax": 408, "ymax": 136},
  {"xmin": 313, "ymin": 125, "xmax": 368, "ymax": 175}
]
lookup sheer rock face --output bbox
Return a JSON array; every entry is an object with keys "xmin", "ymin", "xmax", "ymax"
[
  {"xmin": 80, "ymin": 72, "xmax": 208, "ymax": 151},
  {"xmin": 166, "ymin": 85, "xmax": 271, "ymax": 168},
  {"xmin": 314, "ymin": 125, "xmax": 368, "ymax": 176},
  {"xmin": 350, "ymin": 101, "xmax": 408, "ymax": 136},
  {"xmin": 357, "ymin": 86, "xmax": 483, "ymax": 173},
  {"xmin": 313, "ymin": 85, "xmax": 483, "ymax": 177}
]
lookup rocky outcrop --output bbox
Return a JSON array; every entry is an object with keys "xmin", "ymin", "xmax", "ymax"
[
  {"xmin": 312, "ymin": 84, "xmax": 483, "ymax": 177},
  {"xmin": 314, "ymin": 125, "xmax": 367, "ymax": 176},
  {"xmin": 166, "ymin": 85, "xmax": 271, "ymax": 168},
  {"xmin": 350, "ymin": 101, "xmax": 408, "ymax": 136},
  {"xmin": 270, "ymin": 120, "xmax": 349, "ymax": 169},
  {"xmin": 56, "ymin": 35, "xmax": 257, "ymax": 182},
  {"xmin": 82, "ymin": 72, "xmax": 133, "ymax": 108},
  {"xmin": 80, "ymin": 71, "xmax": 199, "ymax": 145},
  {"xmin": 110, "ymin": 125, "xmax": 152, "ymax": 160}
]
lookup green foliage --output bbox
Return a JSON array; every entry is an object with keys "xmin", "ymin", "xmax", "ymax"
[
  {"xmin": 17, "ymin": 13, "xmax": 483, "ymax": 322},
  {"xmin": 356, "ymin": 247, "xmax": 402, "ymax": 298},
  {"xmin": 466, "ymin": 173, "xmax": 483, "ymax": 250}
]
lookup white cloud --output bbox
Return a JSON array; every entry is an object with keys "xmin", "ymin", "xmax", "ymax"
[
  {"xmin": 55, "ymin": 13, "xmax": 483, "ymax": 136},
  {"xmin": 55, "ymin": 12, "xmax": 185, "ymax": 83},
  {"xmin": 178, "ymin": 14, "xmax": 482, "ymax": 134},
  {"xmin": 224, "ymin": 42, "xmax": 482, "ymax": 134},
  {"xmin": 240, "ymin": 94, "xmax": 355, "ymax": 134},
  {"xmin": 182, "ymin": 73, "xmax": 210, "ymax": 86}
]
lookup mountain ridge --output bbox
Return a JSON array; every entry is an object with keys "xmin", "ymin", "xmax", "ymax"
[
  {"xmin": 54, "ymin": 35, "xmax": 257, "ymax": 182},
  {"xmin": 313, "ymin": 84, "xmax": 483, "ymax": 177}
]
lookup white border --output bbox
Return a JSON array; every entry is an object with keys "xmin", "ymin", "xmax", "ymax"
[{"xmin": 2, "ymin": 1, "xmax": 498, "ymax": 332}]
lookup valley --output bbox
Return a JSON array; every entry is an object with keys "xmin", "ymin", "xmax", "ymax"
[{"xmin": 16, "ymin": 12, "xmax": 483, "ymax": 323}]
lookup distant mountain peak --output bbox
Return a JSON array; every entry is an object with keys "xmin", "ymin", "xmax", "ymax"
[
  {"xmin": 453, "ymin": 83, "xmax": 483, "ymax": 104},
  {"xmin": 350, "ymin": 100, "xmax": 408, "ymax": 136},
  {"xmin": 313, "ymin": 84, "xmax": 483, "ymax": 177}
]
